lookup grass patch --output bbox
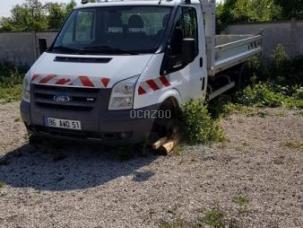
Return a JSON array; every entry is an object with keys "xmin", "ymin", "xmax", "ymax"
[
  {"xmin": 0, "ymin": 62, "xmax": 25, "ymax": 104},
  {"xmin": 232, "ymin": 195, "xmax": 250, "ymax": 207},
  {"xmin": 239, "ymin": 84, "xmax": 303, "ymax": 110},
  {"xmin": 199, "ymin": 209, "xmax": 226, "ymax": 228},
  {"xmin": 182, "ymin": 100, "xmax": 225, "ymax": 145},
  {"xmin": 232, "ymin": 195, "xmax": 250, "ymax": 214},
  {"xmin": 0, "ymin": 84, "xmax": 22, "ymax": 103},
  {"xmin": 239, "ymin": 84, "xmax": 303, "ymax": 111},
  {"xmin": 209, "ymin": 84, "xmax": 303, "ymax": 119},
  {"xmin": 282, "ymin": 141, "xmax": 303, "ymax": 150}
]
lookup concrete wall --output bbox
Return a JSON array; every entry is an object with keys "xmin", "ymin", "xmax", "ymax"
[
  {"xmin": 226, "ymin": 20, "xmax": 303, "ymax": 60},
  {"xmin": 0, "ymin": 20, "xmax": 303, "ymax": 66},
  {"xmin": 0, "ymin": 32, "xmax": 36, "ymax": 66},
  {"xmin": 0, "ymin": 32, "xmax": 57, "ymax": 67}
]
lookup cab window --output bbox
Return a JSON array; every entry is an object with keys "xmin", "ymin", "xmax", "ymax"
[
  {"xmin": 161, "ymin": 6, "xmax": 198, "ymax": 74},
  {"xmin": 170, "ymin": 7, "xmax": 198, "ymax": 59}
]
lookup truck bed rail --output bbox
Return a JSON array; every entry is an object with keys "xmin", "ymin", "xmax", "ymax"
[{"xmin": 208, "ymin": 34, "xmax": 262, "ymax": 76}]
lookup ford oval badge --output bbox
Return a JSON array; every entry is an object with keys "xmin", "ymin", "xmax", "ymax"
[{"xmin": 53, "ymin": 95, "xmax": 71, "ymax": 103}]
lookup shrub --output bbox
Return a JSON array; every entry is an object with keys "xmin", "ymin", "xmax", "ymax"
[
  {"xmin": 237, "ymin": 83, "xmax": 287, "ymax": 107},
  {"xmin": 293, "ymin": 87, "xmax": 303, "ymax": 99},
  {"xmin": 0, "ymin": 62, "xmax": 25, "ymax": 87},
  {"xmin": 269, "ymin": 45, "xmax": 303, "ymax": 86},
  {"xmin": 0, "ymin": 62, "xmax": 25, "ymax": 103},
  {"xmin": 244, "ymin": 45, "xmax": 303, "ymax": 87},
  {"xmin": 246, "ymin": 56, "xmax": 270, "ymax": 83},
  {"xmin": 182, "ymin": 100, "xmax": 224, "ymax": 144}
]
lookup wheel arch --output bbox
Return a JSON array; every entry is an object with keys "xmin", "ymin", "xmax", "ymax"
[{"xmin": 158, "ymin": 89, "xmax": 182, "ymax": 110}]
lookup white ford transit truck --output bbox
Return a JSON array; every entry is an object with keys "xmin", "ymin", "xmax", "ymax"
[{"xmin": 20, "ymin": 0, "xmax": 262, "ymax": 144}]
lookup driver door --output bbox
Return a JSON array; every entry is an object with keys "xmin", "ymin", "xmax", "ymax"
[{"xmin": 162, "ymin": 6, "xmax": 206, "ymax": 102}]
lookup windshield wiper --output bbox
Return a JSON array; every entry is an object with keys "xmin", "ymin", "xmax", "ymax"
[
  {"xmin": 83, "ymin": 45, "xmax": 138, "ymax": 55},
  {"xmin": 51, "ymin": 46, "xmax": 83, "ymax": 54}
]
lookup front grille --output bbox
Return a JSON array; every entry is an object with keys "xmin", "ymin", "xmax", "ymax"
[{"xmin": 32, "ymin": 84, "xmax": 99, "ymax": 111}]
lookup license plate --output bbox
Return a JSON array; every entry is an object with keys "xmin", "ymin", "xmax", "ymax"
[{"xmin": 46, "ymin": 117, "xmax": 82, "ymax": 130}]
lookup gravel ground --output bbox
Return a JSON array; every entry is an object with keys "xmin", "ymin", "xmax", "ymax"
[{"xmin": 0, "ymin": 102, "xmax": 303, "ymax": 228}]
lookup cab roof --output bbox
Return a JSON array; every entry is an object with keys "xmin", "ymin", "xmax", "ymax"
[{"xmin": 76, "ymin": 0, "xmax": 203, "ymax": 9}]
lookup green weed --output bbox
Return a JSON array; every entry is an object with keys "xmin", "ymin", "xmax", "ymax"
[
  {"xmin": 0, "ymin": 84, "xmax": 22, "ymax": 103},
  {"xmin": 282, "ymin": 141, "xmax": 303, "ymax": 150},
  {"xmin": 237, "ymin": 83, "xmax": 286, "ymax": 108},
  {"xmin": 182, "ymin": 100, "xmax": 225, "ymax": 145},
  {"xmin": 0, "ymin": 63, "xmax": 25, "ymax": 104},
  {"xmin": 199, "ymin": 209, "xmax": 226, "ymax": 228},
  {"xmin": 232, "ymin": 195, "xmax": 250, "ymax": 207}
]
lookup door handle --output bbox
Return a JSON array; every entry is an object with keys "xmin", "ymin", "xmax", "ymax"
[{"xmin": 199, "ymin": 58, "xmax": 203, "ymax": 68}]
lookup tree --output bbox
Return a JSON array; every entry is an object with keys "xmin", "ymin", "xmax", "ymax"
[
  {"xmin": 274, "ymin": 0, "xmax": 303, "ymax": 19},
  {"xmin": 46, "ymin": 3, "xmax": 66, "ymax": 30},
  {"xmin": 46, "ymin": 1, "xmax": 76, "ymax": 30},
  {"xmin": 0, "ymin": 0, "xmax": 76, "ymax": 32},
  {"xmin": 0, "ymin": 0, "xmax": 48, "ymax": 32},
  {"xmin": 216, "ymin": 0, "xmax": 282, "ymax": 32}
]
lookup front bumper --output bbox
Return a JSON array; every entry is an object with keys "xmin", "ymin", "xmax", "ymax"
[{"xmin": 20, "ymin": 100, "xmax": 159, "ymax": 144}]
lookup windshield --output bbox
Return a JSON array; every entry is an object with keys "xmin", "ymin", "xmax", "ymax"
[{"xmin": 51, "ymin": 6, "xmax": 172, "ymax": 55}]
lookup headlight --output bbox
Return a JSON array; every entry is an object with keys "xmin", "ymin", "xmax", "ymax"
[
  {"xmin": 22, "ymin": 75, "xmax": 30, "ymax": 103},
  {"xmin": 109, "ymin": 76, "xmax": 138, "ymax": 110}
]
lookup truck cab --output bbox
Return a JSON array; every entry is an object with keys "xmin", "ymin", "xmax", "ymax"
[{"xmin": 20, "ymin": 0, "xmax": 262, "ymax": 144}]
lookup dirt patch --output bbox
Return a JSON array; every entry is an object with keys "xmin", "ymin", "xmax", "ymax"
[{"xmin": 0, "ymin": 103, "xmax": 303, "ymax": 227}]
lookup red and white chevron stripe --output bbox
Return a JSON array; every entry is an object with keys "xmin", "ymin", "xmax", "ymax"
[
  {"xmin": 138, "ymin": 75, "xmax": 171, "ymax": 95},
  {"xmin": 31, "ymin": 74, "xmax": 110, "ymax": 88}
]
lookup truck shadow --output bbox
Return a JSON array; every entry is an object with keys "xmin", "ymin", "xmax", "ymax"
[{"xmin": 0, "ymin": 142, "xmax": 157, "ymax": 191}]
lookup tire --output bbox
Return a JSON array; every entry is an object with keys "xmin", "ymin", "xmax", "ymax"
[{"xmin": 151, "ymin": 99, "xmax": 181, "ymax": 140}]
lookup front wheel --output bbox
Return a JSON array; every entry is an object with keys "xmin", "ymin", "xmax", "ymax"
[{"xmin": 151, "ymin": 100, "xmax": 182, "ymax": 140}]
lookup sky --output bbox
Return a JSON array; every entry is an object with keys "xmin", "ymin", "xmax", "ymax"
[
  {"xmin": 0, "ymin": 0, "xmax": 224, "ymax": 17},
  {"xmin": 0, "ymin": 0, "xmax": 80, "ymax": 17}
]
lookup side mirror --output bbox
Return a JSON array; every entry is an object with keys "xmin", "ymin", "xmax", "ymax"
[
  {"xmin": 182, "ymin": 38, "xmax": 196, "ymax": 64},
  {"xmin": 38, "ymin": 39, "xmax": 48, "ymax": 54},
  {"xmin": 160, "ymin": 37, "xmax": 196, "ymax": 75}
]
